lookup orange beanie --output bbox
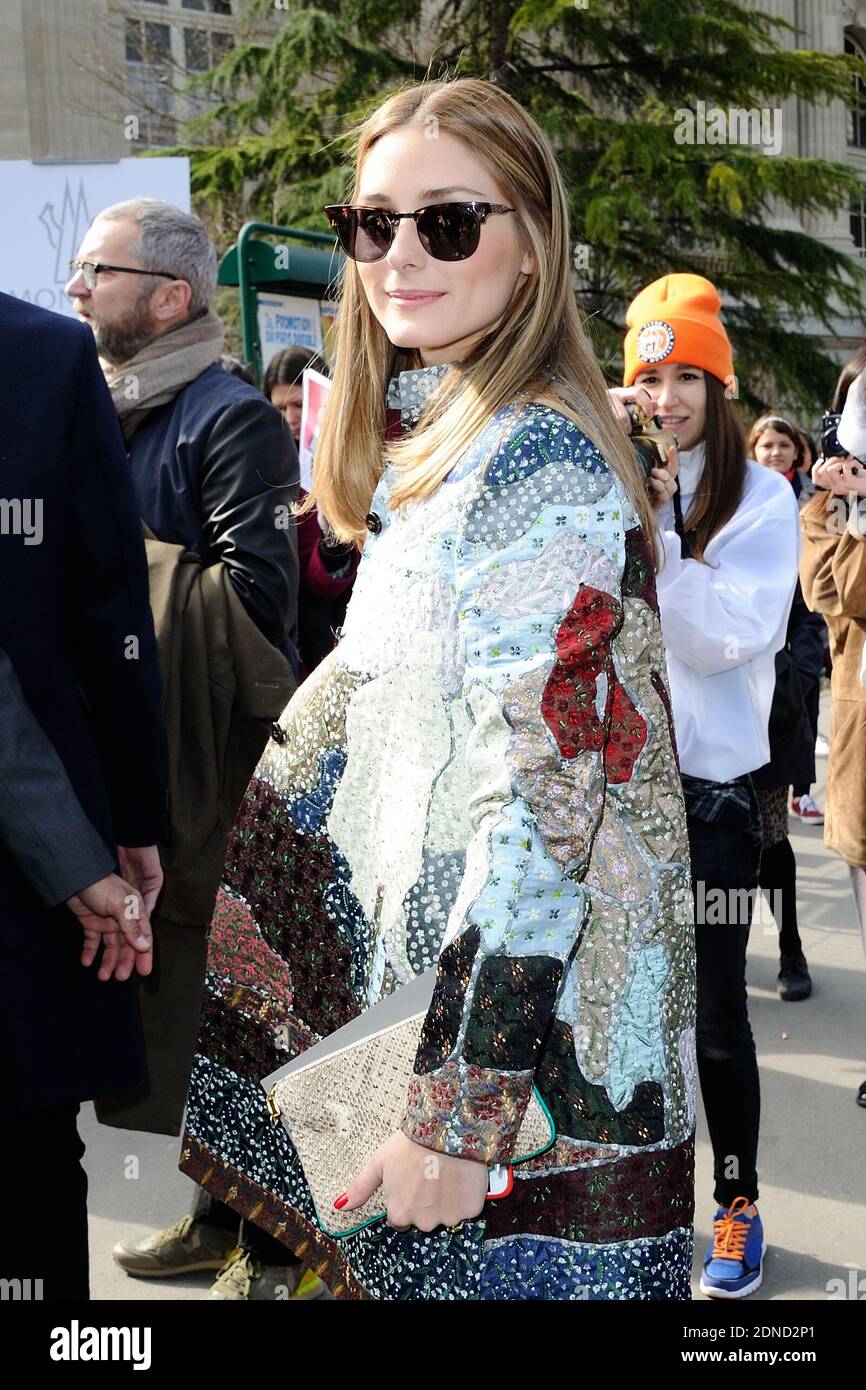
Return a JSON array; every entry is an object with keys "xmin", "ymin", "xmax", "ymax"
[{"xmin": 623, "ymin": 273, "xmax": 734, "ymax": 388}]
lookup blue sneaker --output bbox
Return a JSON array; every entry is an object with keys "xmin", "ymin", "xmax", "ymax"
[{"xmin": 699, "ymin": 1195, "xmax": 766, "ymax": 1299}]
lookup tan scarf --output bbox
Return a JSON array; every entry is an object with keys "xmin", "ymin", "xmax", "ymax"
[{"xmin": 104, "ymin": 309, "xmax": 225, "ymax": 442}]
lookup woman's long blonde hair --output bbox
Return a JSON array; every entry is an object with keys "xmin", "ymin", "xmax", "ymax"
[{"xmin": 303, "ymin": 76, "xmax": 655, "ymax": 553}]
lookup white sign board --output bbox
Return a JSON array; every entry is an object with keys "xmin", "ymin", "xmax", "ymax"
[
  {"xmin": 258, "ymin": 293, "xmax": 323, "ymax": 368},
  {"xmin": 0, "ymin": 157, "xmax": 190, "ymax": 318}
]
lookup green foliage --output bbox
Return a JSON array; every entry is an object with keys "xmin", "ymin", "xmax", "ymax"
[{"xmin": 167, "ymin": 0, "xmax": 866, "ymax": 416}]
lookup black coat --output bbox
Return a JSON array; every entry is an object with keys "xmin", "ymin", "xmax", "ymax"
[
  {"xmin": 0, "ymin": 643, "xmax": 116, "ymax": 907},
  {"xmin": 751, "ymin": 580, "xmax": 823, "ymax": 789},
  {"xmin": 126, "ymin": 363, "xmax": 299, "ymax": 660},
  {"xmin": 0, "ymin": 294, "xmax": 166, "ymax": 1116}
]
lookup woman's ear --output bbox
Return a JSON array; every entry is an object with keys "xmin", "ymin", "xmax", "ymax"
[{"xmin": 520, "ymin": 249, "xmax": 535, "ymax": 276}]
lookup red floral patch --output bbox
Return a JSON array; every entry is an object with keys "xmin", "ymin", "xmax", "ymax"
[
  {"xmin": 604, "ymin": 679, "xmax": 648, "ymax": 785},
  {"xmin": 542, "ymin": 584, "xmax": 647, "ymax": 783},
  {"xmin": 650, "ymin": 669, "xmax": 680, "ymax": 771},
  {"xmin": 208, "ymin": 890, "xmax": 295, "ymax": 1002},
  {"xmin": 542, "ymin": 586, "xmax": 621, "ymax": 759}
]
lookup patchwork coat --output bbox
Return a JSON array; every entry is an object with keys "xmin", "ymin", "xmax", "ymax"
[{"xmin": 179, "ymin": 365, "xmax": 697, "ymax": 1300}]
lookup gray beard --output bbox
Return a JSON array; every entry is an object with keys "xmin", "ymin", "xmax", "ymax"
[{"xmin": 91, "ymin": 299, "xmax": 156, "ymax": 366}]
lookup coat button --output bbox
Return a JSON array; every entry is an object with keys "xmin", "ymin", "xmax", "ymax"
[{"xmin": 365, "ymin": 511, "xmax": 382, "ymax": 534}]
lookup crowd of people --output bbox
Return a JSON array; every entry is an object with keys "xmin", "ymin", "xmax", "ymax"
[{"xmin": 0, "ymin": 74, "xmax": 864, "ymax": 1304}]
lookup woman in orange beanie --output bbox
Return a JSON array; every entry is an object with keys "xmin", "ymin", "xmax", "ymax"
[{"xmin": 610, "ymin": 273, "xmax": 801, "ymax": 1299}]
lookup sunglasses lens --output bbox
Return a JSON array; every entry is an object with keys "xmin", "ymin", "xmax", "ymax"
[
  {"xmin": 354, "ymin": 209, "xmax": 395, "ymax": 262},
  {"xmin": 417, "ymin": 204, "xmax": 481, "ymax": 261},
  {"xmin": 328, "ymin": 207, "xmax": 393, "ymax": 262}
]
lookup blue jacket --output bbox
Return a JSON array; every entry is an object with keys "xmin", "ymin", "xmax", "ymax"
[{"xmin": 127, "ymin": 362, "xmax": 299, "ymax": 657}]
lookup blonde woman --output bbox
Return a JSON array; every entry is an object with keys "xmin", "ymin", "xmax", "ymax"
[{"xmin": 177, "ymin": 77, "xmax": 696, "ymax": 1301}]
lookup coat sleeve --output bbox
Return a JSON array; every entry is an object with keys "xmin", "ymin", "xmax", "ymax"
[
  {"xmin": 198, "ymin": 397, "xmax": 300, "ymax": 648},
  {"xmin": 400, "ymin": 411, "xmax": 628, "ymax": 1164},
  {"xmin": 799, "ymin": 490, "xmax": 866, "ymax": 620},
  {"xmin": 0, "ymin": 643, "xmax": 115, "ymax": 906},
  {"xmin": 653, "ymin": 480, "xmax": 800, "ymax": 677},
  {"xmin": 69, "ymin": 326, "xmax": 166, "ymax": 849},
  {"xmin": 297, "ymin": 505, "xmax": 359, "ymax": 600},
  {"xmin": 838, "ymin": 369, "xmax": 866, "ymax": 461}
]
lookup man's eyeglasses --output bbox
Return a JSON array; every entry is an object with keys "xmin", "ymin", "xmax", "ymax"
[
  {"xmin": 323, "ymin": 202, "xmax": 516, "ymax": 263},
  {"xmin": 67, "ymin": 260, "xmax": 179, "ymax": 290}
]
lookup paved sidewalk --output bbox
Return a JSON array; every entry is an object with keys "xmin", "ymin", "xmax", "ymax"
[{"xmin": 82, "ymin": 698, "xmax": 866, "ymax": 1301}]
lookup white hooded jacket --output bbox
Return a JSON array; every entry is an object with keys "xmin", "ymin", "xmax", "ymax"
[{"xmin": 654, "ymin": 443, "xmax": 801, "ymax": 781}]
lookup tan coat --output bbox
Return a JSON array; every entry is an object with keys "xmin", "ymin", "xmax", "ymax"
[
  {"xmin": 800, "ymin": 491, "xmax": 866, "ymax": 869},
  {"xmin": 144, "ymin": 534, "xmax": 296, "ymax": 926},
  {"xmin": 96, "ymin": 537, "xmax": 296, "ymax": 1134}
]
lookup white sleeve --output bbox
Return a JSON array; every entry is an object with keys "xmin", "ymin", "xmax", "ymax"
[
  {"xmin": 655, "ymin": 484, "xmax": 800, "ymax": 677},
  {"xmin": 838, "ymin": 372, "xmax": 866, "ymax": 463}
]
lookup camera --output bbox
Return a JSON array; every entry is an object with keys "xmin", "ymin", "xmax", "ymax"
[
  {"xmin": 821, "ymin": 411, "xmax": 845, "ymax": 459},
  {"xmin": 626, "ymin": 401, "xmax": 679, "ymax": 480}
]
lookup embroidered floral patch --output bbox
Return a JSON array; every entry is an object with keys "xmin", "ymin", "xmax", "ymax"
[
  {"xmin": 535, "ymin": 1018, "xmax": 666, "ymax": 1146},
  {"xmin": 413, "ymin": 924, "xmax": 481, "ymax": 1073},
  {"xmin": 604, "ymin": 680, "xmax": 648, "ymax": 785},
  {"xmin": 463, "ymin": 953, "xmax": 564, "ymax": 1071},
  {"xmin": 402, "ymin": 1058, "xmax": 533, "ymax": 1162},
  {"xmin": 541, "ymin": 586, "xmax": 621, "ymax": 759}
]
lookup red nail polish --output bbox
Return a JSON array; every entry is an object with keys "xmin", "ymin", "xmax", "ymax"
[{"xmin": 333, "ymin": 1193, "xmax": 348, "ymax": 1210}]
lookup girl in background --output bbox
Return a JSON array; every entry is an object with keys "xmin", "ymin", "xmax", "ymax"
[
  {"xmin": 749, "ymin": 415, "xmax": 825, "ymax": 830},
  {"xmin": 264, "ymin": 347, "xmax": 359, "ymax": 679}
]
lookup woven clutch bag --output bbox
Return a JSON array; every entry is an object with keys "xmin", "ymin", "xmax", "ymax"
[{"xmin": 261, "ymin": 971, "xmax": 555, "ymax": 1238}]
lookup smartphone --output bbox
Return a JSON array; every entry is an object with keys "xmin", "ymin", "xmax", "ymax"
[{"xmin": 486, "ymin": 1163, "xmax": 514, "ymax": 1200}]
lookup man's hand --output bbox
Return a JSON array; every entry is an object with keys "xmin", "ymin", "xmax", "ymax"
[
  {"xmin": 66, "ymin": 873, "xmax": 153, "ymax": 982},
  {"xmin": 118, "ymin": 844, "xmax": 163, "ymax": 914}
]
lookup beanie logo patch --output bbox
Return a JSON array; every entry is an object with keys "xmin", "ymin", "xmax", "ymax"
[{"xmin": 636, "ymin": 320, "xmax": 675, "ymax": 364}]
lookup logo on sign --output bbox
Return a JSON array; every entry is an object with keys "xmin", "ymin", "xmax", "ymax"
[
  {"xmin": 636, "ymin": 320, "xmax": 675, "ymax": 364},
  {"xmin": 38, "ymin": 178, "xmax": 92, "ymax": 285}
]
